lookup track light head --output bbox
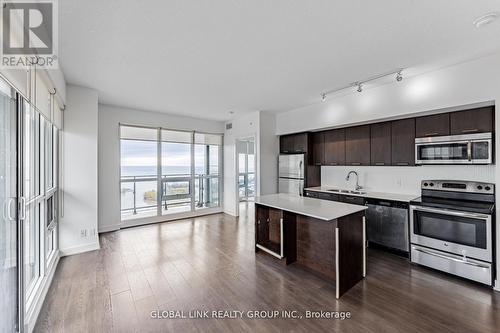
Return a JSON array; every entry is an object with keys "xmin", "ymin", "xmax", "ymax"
[
  {"xmin": 321, "ymin": 93, "xmax": 326, "ymax": 102},
  {"xmin": 357, "ymin": 83, "xmax": 363, "ymax": 93},
  {"xmin": 396, "ymin": 71, "xmax": 403, "ymax": 82}
]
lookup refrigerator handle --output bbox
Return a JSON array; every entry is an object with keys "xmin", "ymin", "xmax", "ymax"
[{"xmin": 299, "ymin": 160, "xmax": 303, "ymax": 196}]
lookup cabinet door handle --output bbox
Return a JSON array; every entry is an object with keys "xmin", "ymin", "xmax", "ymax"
[
  {"xmin": 461, "ymin": 128, "xmax": 479, "ymax": 133},
  {"xmin": 351, "ymin": 162, "xmax": 361, "ymax": 166},
  {"xmin": 329, "ymin": 162, "xmax": 337, "ymax": 166},
  {"xmin": 375, "ymin": 162, "xmax": 385, "ymax": 166},
  {"xmin": 257, "ymin": 220, "xmax": 260, "ymax": 225},
  {"xmin": 424, "ymin": 132, "xmax": 439, "ymax": 136},
  {"xmin": 396, "ymin": 162, "xmax": 409, "ymax": 166}
]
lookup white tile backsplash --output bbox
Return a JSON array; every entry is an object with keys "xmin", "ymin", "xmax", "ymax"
[{"xmin": 321, "ymin": 165, "xmax": 495, "ymax": 196}]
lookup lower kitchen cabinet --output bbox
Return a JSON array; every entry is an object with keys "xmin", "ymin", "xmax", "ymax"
[
  {"xmin": 255, "ymin": 205, "xmax": 283, "ymax": 257},
  {"xmin": 340, "ymin": 195, "xmax": 365, "ymax": 206}
]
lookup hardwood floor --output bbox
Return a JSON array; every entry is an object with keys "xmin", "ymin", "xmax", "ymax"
[{"xmin": 35, "ymin": 202, "xmax": 500, "ymax": 333}]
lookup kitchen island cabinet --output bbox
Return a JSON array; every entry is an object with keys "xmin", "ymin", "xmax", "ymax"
[{"xmin": 255, "ymin": 193, "xmax": 367, "ymax": 298}]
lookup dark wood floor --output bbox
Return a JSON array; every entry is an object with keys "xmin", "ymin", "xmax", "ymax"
[{"xmin": 35, "ymin": 202, "xmax": 500, "ymax": 333}]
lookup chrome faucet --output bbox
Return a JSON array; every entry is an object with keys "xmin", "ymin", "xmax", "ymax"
[{"xmin": 346, "ymin": 171, "xmax": 362, "ymax": 190}]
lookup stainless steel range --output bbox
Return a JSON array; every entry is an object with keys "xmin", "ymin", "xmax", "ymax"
[{"xmin": 409, "ymin": 180, "xmax": 495, "ymax": 285}]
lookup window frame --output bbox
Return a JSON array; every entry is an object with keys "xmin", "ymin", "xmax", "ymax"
[{"xmin": 119, "ymin": 124, "xmax": 224, "ymax": 222}]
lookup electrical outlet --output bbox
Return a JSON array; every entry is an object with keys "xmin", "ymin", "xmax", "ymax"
[
  {"xmin": 397, "ymin": 179, "xmax": 402, "ymax": 187},
  {"xmin": 90, "ymin": 228, "xmax": 96, "ymax": 237},
  {"xmin": 80, "ymin": 229, "xmax": 87, "ymax": 238}
]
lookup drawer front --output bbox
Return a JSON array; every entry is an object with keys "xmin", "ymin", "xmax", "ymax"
[
  {"xmin": 341, "ymin": 195, "xmax": 365, "ymax": 206},
  {"xmin": 318, "ymin": 192, "xmax": 340, "ymax": 201},
  {"xmin": 411, "ymin": 245, "xmax": 492, "ymax": 285},
  {"xmin": 304, "ymin": 191, "xmax": 319, "ymax": 198}
]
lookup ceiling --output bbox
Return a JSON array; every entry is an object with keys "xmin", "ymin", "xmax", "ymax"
[{"xmin": 59, "ymin": 0, "xmax": 500, "ymax": 121}]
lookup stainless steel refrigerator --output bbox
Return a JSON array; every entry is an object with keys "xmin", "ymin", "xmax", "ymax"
[{"xmin": 278, "ymin": 154, "xmax": 305, "ymax": 196}]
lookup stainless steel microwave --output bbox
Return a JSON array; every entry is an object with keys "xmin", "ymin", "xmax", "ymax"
[{"xmin": 415, "ymin": 132, "xmax": 492, "ymax": 165}]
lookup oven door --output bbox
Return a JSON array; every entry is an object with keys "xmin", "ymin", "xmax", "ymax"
[{"xmin": 410, "ymin": 205, "xmax": 491, "ymax": 262}]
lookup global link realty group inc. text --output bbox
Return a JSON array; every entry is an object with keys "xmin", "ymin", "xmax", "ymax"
[{"xmin": 151, "ymin": 310, "xmax": 352, "ymax": 320}]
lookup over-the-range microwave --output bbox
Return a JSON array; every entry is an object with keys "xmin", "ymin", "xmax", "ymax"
[{"xmin": 415, "ymin": 132, "xmax": 493, "ymax": 165}]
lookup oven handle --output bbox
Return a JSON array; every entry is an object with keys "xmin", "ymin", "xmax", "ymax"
[
  {"xmin": 412, "ymin": 247, "xmax": 490, "ymax": 269},
  {"xmin": 410, "ymin": 205, "xmax": 490, "ymax": 220}
]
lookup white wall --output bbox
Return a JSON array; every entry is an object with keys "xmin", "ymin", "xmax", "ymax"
[
  {"xmin": 277, "ymin": 54, "xmax": 500, "ymax": 135},
  {"xmin": 259, "ymin": 112, "xmax": 279, "ymax": 195},
  {"xmin": 60, "ymin": 85, "xmax": 99, "ymax": 256},
  {"xmin": 276, "ymin": 52, "xmax": 500, "ymax": 291},
  {"xmin": 322, "ymin": 165, "xmax": 495, "ymax": 196},
  {"xmin": 98, "ymin": 104, "xmax": 225, "ymax": 233}
]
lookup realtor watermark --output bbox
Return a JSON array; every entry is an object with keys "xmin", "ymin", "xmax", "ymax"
[
  {"xmin": 1, "ymin": 0, "xmax": 58, "ymax": 69},
  {"xmin": 150, "ymin": 309, "xmax": 352, "ymax": 320}
]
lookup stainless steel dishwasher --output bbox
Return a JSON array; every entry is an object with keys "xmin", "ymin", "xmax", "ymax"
[{"xmin": 365, "ymin": 198, "xmax": 409, "ymax": 252}]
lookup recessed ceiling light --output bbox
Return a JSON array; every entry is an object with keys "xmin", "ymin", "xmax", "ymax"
[
  {"xmin": 229, "ymin": 111, "xmax": 234, "ymax": 114},
  {"xmin": 473, "ymin": 12, "xmax": 499, "ymax": 28}
]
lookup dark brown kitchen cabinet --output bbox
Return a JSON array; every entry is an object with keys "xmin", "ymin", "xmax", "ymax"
[
  {"xmin": 340, "ymin": 195, "xmax": 365, "ymax": 206},
  {"xmin": 345, "ymin": 125, "xmax": 370, "ymax": 166},
  {"xmin": 293, "ymin": 133, "xmax": 308, "ymax": 153},
  {"xmin": 255, "ymin": 205, "xmax": 282, "ymax": 256},
  {"xmin": 450, "ymin": 107, "xmax": 494, "ymax": 135},
  {"xmin": 370, "ymin": 122, "xmax": 391, "ymax": 166},
  {"xmin": 391, "ymin": 118, "xmax": 415, "ymax": 166},
  {"xmin": 415, "ymin": 113, "xmax": 450, "ymax": 137},
  {"xmin": 280, "ymin": 133, "xmax": 308, "ymax": 154},
  {"xmin": 311, "ymin": 132, "xmax": 325, "ymax": 165},
  {"xmin": 280, "ymin": 135, "xmax": 295, "ymax": 153},
  {"xmin": 324, "ymin": 129, "xmax": 346, "ymax": 165}
]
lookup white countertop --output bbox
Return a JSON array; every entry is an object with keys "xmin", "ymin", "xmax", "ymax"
[
  {"xmin": 255, "ymin": 193, "xmax": 367, "ymax": 221},
  {"xmin": 305, "ymin": 186, "xmax": 419, "ymax": 202}
]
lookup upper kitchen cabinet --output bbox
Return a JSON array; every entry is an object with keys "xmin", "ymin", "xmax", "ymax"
[
  {"xmin": 324, "ymin": 129, "xmax": 346, "ymax": 166},
  {"xmin": 391, "ymin": 118, "xmax": 415, "ymax": 166},
  {"xmin": 450, "ymin": 107, "xmax": 494, "ymax": 135},
  {"xmin": 415, "ymin": 113, "xmax": 450, "ymax": 137},
  {"xmin": 280, "ymin": 134, "xmax": 295, "ymax": 153},
  {"xmin": 280, "ymin": 133, "xmax": 309, "ymax": 154},
  {"xmin": 345, "ymin": 125, "xmax": 370, "ymax": 166},
  {"xmin": 370, "ymin": 122, "xmax": 391, "ymax": 166},
  {"xmin": 293, "ymin": 133, "xmax": 309, "ymax": 153},
  {"xmin": 311, "ymin": 132, "xmax": 325, "ymax": 165}
]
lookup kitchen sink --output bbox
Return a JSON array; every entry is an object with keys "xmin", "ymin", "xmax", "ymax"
[{"xmin": 327, "ymin": 189, "xmax": 366, "ymax": 195}]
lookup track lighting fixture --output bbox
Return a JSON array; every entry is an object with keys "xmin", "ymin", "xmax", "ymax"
[
  {"xmin": 320, "ymin": 68, "xmax": 404, "ymax": 101},
  {"xmin": 396, "ymin": 71, "xmax": 403, "ymax": 82}
]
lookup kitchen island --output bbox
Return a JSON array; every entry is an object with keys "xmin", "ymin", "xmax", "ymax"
[{"xmin": 254, "ymin": 193, "xmax": 367, "ymax": 298}]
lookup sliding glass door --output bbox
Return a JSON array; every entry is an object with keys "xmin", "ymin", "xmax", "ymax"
[
  {"xmin": 120, "ymin": 125, "xmax": 222, "ymax": 222},
  {"xmin": 0, "ymin": 79, "xmax": 19, "ymax": 333}
]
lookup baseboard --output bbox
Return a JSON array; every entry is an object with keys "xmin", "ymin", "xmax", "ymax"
[
  {"xmin": 98, "ymin": 224, "xmax": 120, "ymax": 233},
  {"xmin": 60, "ymin": 241, "xmax": 101, "ymax": 257},
  {"xmin": 224, "ymin": 209, "xmax": 237, "ymax": 217}
]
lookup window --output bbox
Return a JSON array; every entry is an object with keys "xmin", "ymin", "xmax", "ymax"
[
  {"xmin": 120, "ymin": 126, "xmax": 158, "ymax": 220},
  {"xmin": 161, "ymin": 130, "xmax": 192, "ymax": 215},
  {"xmin": 120, "ymin": 125, "xmax": 223, "ymax": 221},
  {"xmin": 194, "ymin": 133, "xmax": 222, "ymax": 210}
]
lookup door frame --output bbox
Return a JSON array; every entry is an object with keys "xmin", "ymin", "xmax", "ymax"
[{"xmin": 234, "ymin": 135, "xmax": 256, "ymax": 217}]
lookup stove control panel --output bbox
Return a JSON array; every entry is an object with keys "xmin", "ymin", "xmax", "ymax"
[{"xmin": 421, "ymin": 180, "xmax": 495, "ymax": 194}]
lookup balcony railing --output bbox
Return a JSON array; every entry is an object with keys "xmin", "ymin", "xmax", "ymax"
[{"xmin": 120, "ymin": 173, "xmax": 220, "ymax": 219}]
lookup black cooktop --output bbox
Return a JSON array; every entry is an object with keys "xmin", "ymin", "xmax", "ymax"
[{"xmin": 410, "ymin": 196, "xmax": 495, "ymax": 215}]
